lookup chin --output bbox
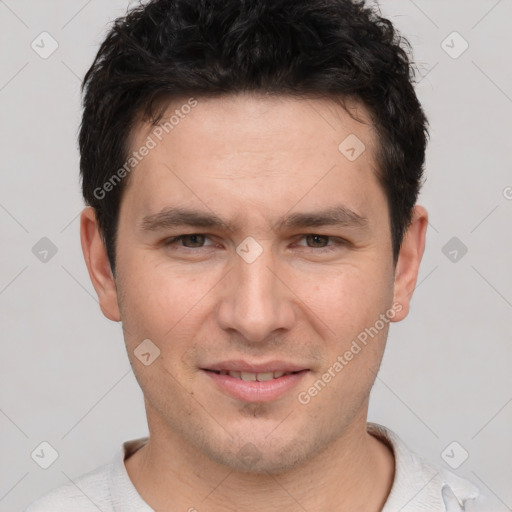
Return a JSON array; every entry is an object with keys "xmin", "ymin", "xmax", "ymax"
[
  {"xmin": 201, "ymin": 432, "xmax": 319, "ymax": 475},
  {"xmin": 217, "ymin": 449, "xmax": 307, "ymax": 475}
]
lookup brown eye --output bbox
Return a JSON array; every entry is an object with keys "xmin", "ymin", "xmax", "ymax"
[
  {"xmin": 305, "ymin": 234, "xmax": 330, "ymax": 248},
  {"xmin": 164, "ymin": 234, "xmax": 213, "ymax": 249},
  {"xmin": 179, "ymin": 234, "xmax": 206, "ymax": 248}
]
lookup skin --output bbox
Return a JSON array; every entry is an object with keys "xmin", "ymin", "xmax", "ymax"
[{"xmin": 81, "ymin": 92, "xmax": 428, "ymax": 512}]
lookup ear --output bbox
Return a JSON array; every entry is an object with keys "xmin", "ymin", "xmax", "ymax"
[
  {"xmin": 80, "ymin": 206, "xmax": 121, "ymax": 322},
  {"xmin": 391, "ymin": 205, "xmax": 428, "ymax": 322}
]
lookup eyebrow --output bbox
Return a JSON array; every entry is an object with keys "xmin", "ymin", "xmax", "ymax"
[{"xmin": 140, "ymin": 205, "xmax": 368, "ymax": 233}]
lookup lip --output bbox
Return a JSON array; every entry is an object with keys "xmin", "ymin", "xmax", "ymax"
[
  {"xmin": 203, "ymin": 360, "xmax": 308, "ymax": 373},
  {"xmin": 201, "ymin": 362, "xmax": 309, "ymax": 403}
]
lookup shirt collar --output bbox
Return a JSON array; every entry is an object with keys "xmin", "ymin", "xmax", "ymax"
[{"xmin": 108, "ymin": 423, "xmax": 481, "ymax": 511}]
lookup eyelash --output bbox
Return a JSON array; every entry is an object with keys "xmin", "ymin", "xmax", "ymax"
[{"xmin": 162, "ymin": 234, "xmax": 346, "ymax": 252}]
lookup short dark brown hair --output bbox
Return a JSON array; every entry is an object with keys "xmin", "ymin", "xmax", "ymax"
[{"xmin": 79, "ymin": 0, "xmax": 428, "ymax": 274}]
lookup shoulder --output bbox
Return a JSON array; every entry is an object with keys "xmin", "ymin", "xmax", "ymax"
[
  {"xmin": 368, "ymin": 423, "xmax": 499, "ymax": 511},
  {"xmin": 436, "ymin": 463, "xmax": 496, "ymax": 511},
  {"xmin": 23, "ymin": 461, "xmax": 113, "ymax": 512}
]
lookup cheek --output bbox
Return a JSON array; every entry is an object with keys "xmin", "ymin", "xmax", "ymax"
[
  {"xmin": 120, "ymin": 254, "xmax": 185, "ymax": 307},
  {"xmin": 293, "ymin": 262, "xmax": 394, "ymax": 336},
  {"xmin": 117, "ymin": 258, "xmax": 217, "ymax": 354}
]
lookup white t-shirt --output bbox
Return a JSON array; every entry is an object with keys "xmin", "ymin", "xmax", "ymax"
[{"xmin": 24, "ymin": 422, "xmax": 496, "ymax": 511}]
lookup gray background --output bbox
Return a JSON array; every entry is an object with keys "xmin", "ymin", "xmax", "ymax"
[{"xmin": 0, "ymin": 1, "xmax": 511, "ymax": 510}]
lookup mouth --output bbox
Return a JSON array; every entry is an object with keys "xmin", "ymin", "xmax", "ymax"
[
  {"xmin": 204, "ymin": 369, "xmax": 303, "ymax": 381},
  {"xmin": 201, "ymin": 364, "xmax": 309, "ymax": 402}
]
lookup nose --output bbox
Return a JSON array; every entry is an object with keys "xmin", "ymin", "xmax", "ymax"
[{"xmin": 216, "ymin": 244, "xmax": 296, "ymax": 343}]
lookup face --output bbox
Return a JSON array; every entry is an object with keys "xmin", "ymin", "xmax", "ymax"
[{"xmin": 82, "ymin": 93, "xmax": 425, "ymax": 474}]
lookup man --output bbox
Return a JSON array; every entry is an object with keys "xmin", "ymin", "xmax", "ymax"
[{"xmin": 26, "ymin": 0, "xmax": 491, "ymax": 510}]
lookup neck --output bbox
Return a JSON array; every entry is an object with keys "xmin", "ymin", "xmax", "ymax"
[{"xmin": 125, "ymin": 411, "xmax": 394, "ymax": 512}]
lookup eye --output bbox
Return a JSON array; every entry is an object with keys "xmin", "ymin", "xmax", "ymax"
[
  {"xmin": 163, "ymin": 234, "xmax": 214, "ymax": 249},
  {"xmin": 161, "ymin": 233, "xmax": 347, "ymax": 253},
  {"xmin": 302, "ymin": 234, "xmax": 330, "ymax": 248},
  {"xmin": 296, "ymin": 234, "xmax": 344, "ymax": 251}
]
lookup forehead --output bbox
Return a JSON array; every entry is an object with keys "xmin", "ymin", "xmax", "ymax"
[{"xmin": 121, "ymin": 93, "xmax": 382, "ymax": 221}]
